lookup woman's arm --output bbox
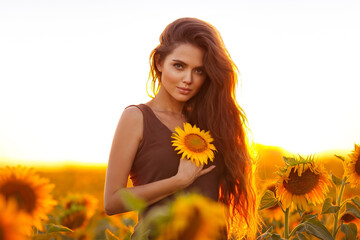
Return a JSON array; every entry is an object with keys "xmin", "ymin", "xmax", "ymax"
[{"xmin": 104, "ymin": 106, "xmax": 214, "ymax": 215}]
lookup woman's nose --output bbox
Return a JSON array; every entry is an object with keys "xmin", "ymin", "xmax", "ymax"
[{"xmin": 182, "ymin": 71, "xmax": 192, "ymax": 85}]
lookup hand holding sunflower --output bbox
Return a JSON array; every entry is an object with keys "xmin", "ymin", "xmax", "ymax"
[{"xmin": 175, "ymin": 158, "xmax": 216, "ymax": 188}]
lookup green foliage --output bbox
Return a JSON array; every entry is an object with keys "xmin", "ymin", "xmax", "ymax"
[
  {"xmin": 45, "ymin": 223, "xmax": 73, "ymax": 233},
  {"xmin": 344, "ymin": 202, "xmax": 360, "ymax": 219},
  {"xmin": 295, "ymin": 232, "xmax": 309, "ymax": 240},
  {"xmin": 260, "ymin": 190, "xmax": 279, "ymax": 211},
  {"xmin": 334, "ymin": 154, "xmax": 345, "ymax": 162},
  {"xmin": 131, "ymin": 205, "xmax": 171, "ymax": 240},
  {"xmin": 331, "ymin": 173, "xmax": 343, "ymax": 186},
  {"xmin": 321, "ymin": 198, "xmax": 340, "ymax": 214},
  {"xmin": 118, "ymin": 189, "xmax": 146, "ymax": 213},
  {"xmin": 290, "ymin": 215, "xmax": 334, "ymax": 240},
  {"xmin": 257, "ymin": 227, "xmax": 283, "ymax": 240},
  {"xmin": 296, "ymin": 206, "xmax": 306, "ymax": 218},
  {"xmin": 340, "ymin": 222, "xmax": 357, "ymax": 240},
  {"xmin": 282, "ymin": 155, "xmax": 315, "ymax": 167},
  {"xmin": 351, "ymin": 196, "xmax": 360, "ymax": 209}
]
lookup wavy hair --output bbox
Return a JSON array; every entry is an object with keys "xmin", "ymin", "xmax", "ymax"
[{"xmin": 147, "ymin": 18, "xmax": 259, "ymax": 239}]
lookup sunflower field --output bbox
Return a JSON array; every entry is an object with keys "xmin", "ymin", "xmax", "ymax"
[{"xmin": 1, "ymin": 144, "xmax": 360, "ymax": 240}]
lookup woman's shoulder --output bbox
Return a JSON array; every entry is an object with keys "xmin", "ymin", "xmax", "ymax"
[
  {"xmin": 115, "ymin": 105, "xmax": 144, "ymax": 141},
  {"xmin": 121, "ymin": 104, "xmax": 143, "ymax": 122}
]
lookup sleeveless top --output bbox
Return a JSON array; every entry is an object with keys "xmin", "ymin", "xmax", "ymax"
[{"xmin": 129, "ymin": 104, "xmax": 222, "ymax": 217}]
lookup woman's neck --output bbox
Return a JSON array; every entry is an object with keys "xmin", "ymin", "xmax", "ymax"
[{"xmin": 148, "ymin": 93, "xmax": 184, "ymax": 114}]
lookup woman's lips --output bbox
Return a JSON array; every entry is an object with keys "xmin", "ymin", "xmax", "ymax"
[{"xmin": 177, "ymin": 87, "xmax": 191, "ymax": 95}]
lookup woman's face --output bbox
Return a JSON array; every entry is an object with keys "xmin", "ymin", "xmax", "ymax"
[{"xmin": 156, "ymin": 43, "xmax": 206, "ymax": 103}]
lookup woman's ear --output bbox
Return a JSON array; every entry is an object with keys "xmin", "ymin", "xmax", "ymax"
[{"xmin": 155, "ymin": 54, "xmax": 162, "ymax": 72}]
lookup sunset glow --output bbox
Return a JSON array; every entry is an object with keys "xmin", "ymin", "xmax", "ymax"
[{"xmin": 1, "ymin": 0, "xmax": 359, "ymax": 166}]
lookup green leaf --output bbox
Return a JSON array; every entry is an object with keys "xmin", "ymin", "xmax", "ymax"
[
  {"xmin": 283, "ymin": 156, "xmax": 295, "ymax": 165},
  {"xmin": 334, "ymin": 154, "xmax": 345, "ymax": 162},
  {"xmin": 45, "ymin": 223, "xmax": 73, "ymax": 233},
  {"xmin": 331, "ymin": 173, "xmax": 343, "ymax": 186},
  {"xmin": 297, "ymin": 216, "xmax": 334, "ymax": 240},
  {"xmin": 118, "ymin": 189, "xmax": 146, "ymax": 212},
  {"xmin": 297, "ymin": 206, "xmax": 306, "ymax": 217},
  {"xmin": 345, "ymin": 202, "xmax": 360, "ymax": 219},
  {"xmin": 257, "ymin": 226, "xmax": 273, "ymax": 240},
  {"xmin": 300, "ymin": 214, "xmax": 317, "ymax": 223},
  {"xmin": 321, "ymin": 198, "xmax": 340, "ymax": 214},
  {"xmin": 259, "ymin": 190, "xmax": 278, "ymax": 210},
  {"xmin": 351, "ymin": 196, "xmax": 360, "ymax": 209},
  {"xmin": 270, "ymin": 233, "xmax": 282, "ymax": 240},
  {"xmin": 340, "ymin": 222, "xmax": 357, "ymax": 240},
  {"xmin": 105, "ymin": 228, "xmax": 121, "ymax": 240},
  {"xmin": 132, "ymin": 205, "xmax": 171, "ymax": 240},
  {"xmin": 296, "ymin": 232, "xmax": 309, "ymax": 240}
]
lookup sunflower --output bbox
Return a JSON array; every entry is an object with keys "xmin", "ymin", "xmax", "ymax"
[
  {"xmin": 276, "ymin": 156, "xmax": 331, "ymax": 210},
  {"xmin": 60, "ymin": 193, "xmax": 98, "ymax": 230},
  {"xmin": 344, "ymin": 144, "xmax": 360, "ymax": 188},
  {"xmin": 171, "ymin": 123, "xmax": 216, "ymax": 167},
  {"xmin": 156, "ymin": 193, "xmax": 226, "ymax": 240},
  {"xmin": 0, "ymin": 165, "xmax": 57, "ymax": 230},
  {"xmin": 0, "ymin": 196, "xmax": 31, "ymax": 240}
]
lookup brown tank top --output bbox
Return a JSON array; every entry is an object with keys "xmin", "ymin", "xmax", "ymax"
[{"xmin": 128, "ymin": 104, "xmax": 222, "ymax": 217}]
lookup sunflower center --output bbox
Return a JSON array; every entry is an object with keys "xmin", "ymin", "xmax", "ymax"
[
  {"xmin": 0, "ymin": 179, "xmax": 36, "ymax": 213},
  {"xmin": 184, "ymin": 134, "xmax": 207, "ymax": 153},
  {"xmin": 355, "ymin": 157, "xmax": 360, "ymax": 176},
  {"xmin": 283, "ymin": 168, "xmax": 320, "ymax": 195},
  {"xmin": 61, "ymin": 210, "xmax": 87, "ymax": 230},
  {"xmin": 341, "ymin": 213, "xmax": 356, "ymax": 223}
]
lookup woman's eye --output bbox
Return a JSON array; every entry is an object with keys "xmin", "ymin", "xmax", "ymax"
[
  {"xmin": 174, "ymin": 63, "xmax": 183, "ymax": 69},
  {"xmin": 195, "ymin": 68, "xmax": 204, "ymax": 75}
]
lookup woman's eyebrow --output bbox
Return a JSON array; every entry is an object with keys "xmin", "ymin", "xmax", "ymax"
[{"xmin": 172, "ymin": 59, "xmax": 187, "ymax": 66}]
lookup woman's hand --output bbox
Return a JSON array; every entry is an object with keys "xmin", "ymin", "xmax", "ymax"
[{"xmin": 175, "ymin": 158, "xmax": 216, "ymax": 188}]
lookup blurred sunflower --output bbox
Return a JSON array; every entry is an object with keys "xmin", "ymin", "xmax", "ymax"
[
  {"xmin": 156, "ymin": 193, "xmax": 226, "ymax": 240},
  {"xmin": 0, "ymin": 165, "xmax": 57, "ymax": 230},
  {"xmin": 0, "ymin": 196, "xmax": 31, "ymax": 240},
  {"xmin": 344, "ymin": 144, "xmax": 360, "ymax": 188},
  {"xmin": 171, "ymin": 123, "xmax": 216, "ymax": 167},
  {"xmin": 261, "ymin": 182, "xmax": 283, "ymax": 222},
  {"xmin": 276, "ymin": 156, "xmax": 331, "ymax": 210},
  {"xmin": 59, "ymin": 193, "xmax": 98, "ymax": 230}
]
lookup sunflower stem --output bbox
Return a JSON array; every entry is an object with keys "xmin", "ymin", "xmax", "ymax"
[
  {"xmin": 284, "ymin": 207, "xmax": 290, "ymax": 239},
  {"xmin": 278, "ymin": 201, "xmax": 285, "ymax": 213},
  {"xmin": 332, "ymin": 177, "xmax": 346, "ymax": 238}
]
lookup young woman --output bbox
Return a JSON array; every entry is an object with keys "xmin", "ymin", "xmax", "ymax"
[{"xmin": 104, "ymin": 18, "xmax": 258, "ymax": 239}]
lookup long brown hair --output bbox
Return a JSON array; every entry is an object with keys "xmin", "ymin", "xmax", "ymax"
[{"xmin": 148, "ymin": 18, "xmax": 258, "ymax": 239}]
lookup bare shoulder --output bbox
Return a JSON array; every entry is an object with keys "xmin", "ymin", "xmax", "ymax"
[
  {"xmin": 121, "ymin": 106, "xmax": 143, "ymax": 122},
  {"xmin": 116, "ymin": 106, "xmax": 143, "ymax": 141}
]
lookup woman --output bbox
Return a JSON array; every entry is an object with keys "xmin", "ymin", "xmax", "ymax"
[{"xmin": 104, "ymin": 18, "xmax": 258, "ymax": 239}]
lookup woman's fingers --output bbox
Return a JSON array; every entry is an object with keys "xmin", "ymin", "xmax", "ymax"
[{"xmin": 199, "ymin": 165, "xmax": 216, "ymax": 176}]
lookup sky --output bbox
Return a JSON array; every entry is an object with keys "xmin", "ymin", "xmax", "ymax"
[{"xmin": 0, "ymin": 0, "xmax": 359, "ymax": 166}]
